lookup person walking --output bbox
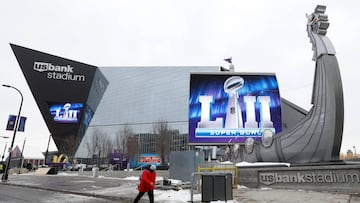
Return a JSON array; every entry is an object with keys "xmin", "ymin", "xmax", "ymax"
[{"xmin": 134, "ymin": 164, "xmax": 156, "ymax": 203}]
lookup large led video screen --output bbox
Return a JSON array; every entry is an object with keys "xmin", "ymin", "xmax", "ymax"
[
  {"xmin": 48, "ymin": 102, "xmax": 84, "ymax": 124},
  {"xmin": 189, "ymin": 73, "xmax": 282, "ymax": 144},
  {"xmin": 82, "ymin": 105, "xmax": 94, "ymax": 127}
]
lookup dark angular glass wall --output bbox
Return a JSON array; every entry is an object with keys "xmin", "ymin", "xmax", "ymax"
[{"xmin": 11, "ymin": 44, "xmax": 108, "ymax": 156}]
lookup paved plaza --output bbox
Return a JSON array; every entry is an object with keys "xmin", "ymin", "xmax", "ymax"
[{"xmin": 0, "ymin": 170, "xmax": 359, "ymax": 203}]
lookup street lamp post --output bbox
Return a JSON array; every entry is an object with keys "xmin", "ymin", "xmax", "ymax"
[
  {"xmin": 353, "ymin": 146, "xmax": 357, "ymax": 158},
  {"xmin": 1, "ymin": 84, "xmax": 23, "ymax": 182},
  {"xmin": 19, "ymin": 138, "xmax": 26, "ymax": 172},
  {"xmin": 2, "ymin": 143, "xmax": 7, "ymax": 162},
  {"xmin": 1, "ymin": 136, "xmax": 9, "ymax": 162},
  {"xmin": 44, "ymin": 134, "xmax": 52, "ymax": 166}
]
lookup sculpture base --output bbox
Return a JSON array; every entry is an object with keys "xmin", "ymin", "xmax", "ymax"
[{"xmin": 238, "ymin": 161, "xmax": 360, "ymax": 193}]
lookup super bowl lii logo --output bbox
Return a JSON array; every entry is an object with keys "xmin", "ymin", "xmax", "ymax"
[
  {"xmin": 195, "ymin": 76, "xmax": 275, "ymax": 138},
  {"xmin": 53, "ymin": 103, "xmax": 80, "ymax": 123}
]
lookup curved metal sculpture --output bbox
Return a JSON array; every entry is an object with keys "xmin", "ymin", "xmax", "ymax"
[{"xmin": 241, "ymin": 5, "xmax": 344, "ymax": 164}]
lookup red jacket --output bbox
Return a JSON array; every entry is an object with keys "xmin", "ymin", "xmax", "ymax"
[{"xmin": 138, "ymin": 169, "xmax": 156, "ymax": 192}]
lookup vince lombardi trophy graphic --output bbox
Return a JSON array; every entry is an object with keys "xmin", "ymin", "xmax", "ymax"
[{"xmin": 224, "ymin": 76, "xmax": 244, "ymax": 128}]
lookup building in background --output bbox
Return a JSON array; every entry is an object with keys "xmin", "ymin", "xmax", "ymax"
[
  {"xmin": 75, "ymin": 66, "xmax": 223, "ymax": 161},
  {"xmin": 2, "ymin": 145, "xmax": 44, "ymax": 170}
]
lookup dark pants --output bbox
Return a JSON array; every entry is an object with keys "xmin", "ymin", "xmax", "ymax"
[{"xmin": 134, "ymin": 190, "xmax": 154, "ymax": 203}]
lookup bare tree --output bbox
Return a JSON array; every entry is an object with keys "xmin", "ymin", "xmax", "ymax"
[
  {"xmin": 153, "ymin": 121, "xmax": 171, "ymax": 165},
  {"xmin": 99, "ymin": 134, "xmax": 113, "ymax": 163},
  {"xmin": 115, "ymin": 125, "xmax": 133, "ymax": 154},
  {"xmin": 85, "ymin": 129, "xmax": 102, "ymax": 158},
  {"xmin": 85, "ymin": 129, "xmax": 113, "ymax": 164}
]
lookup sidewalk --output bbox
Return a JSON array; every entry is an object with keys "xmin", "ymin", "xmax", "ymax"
[{"xmin": 1, "ymin": 171, "xmax": 359, "ymax": 203}]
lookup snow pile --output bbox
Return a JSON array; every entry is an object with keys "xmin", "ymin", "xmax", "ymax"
[{"xmin": 236, "ymin": 161, "xmax": 290, "ymax": 167}]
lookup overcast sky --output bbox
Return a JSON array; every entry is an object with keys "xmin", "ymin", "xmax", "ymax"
[{"xmin": 0, "ymin": 0, "xmax": 359, "ymax": 159}]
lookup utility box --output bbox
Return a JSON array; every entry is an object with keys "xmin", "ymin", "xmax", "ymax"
[
  {"xmin": 92, "ymin": 167, "xmax": 99, "ymax": 178},
  {"xmin": 201, "ymin": 173, "xmax": 233, "ymax": 202},
  {"xmin": 169, "ymin": 151, "xmax": 204, "ymax": 181}
]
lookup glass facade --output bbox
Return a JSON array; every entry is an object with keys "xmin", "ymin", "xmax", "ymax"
[{"xmin": 75, "ymin": 66, "xmax": 221, "ymax": 157}]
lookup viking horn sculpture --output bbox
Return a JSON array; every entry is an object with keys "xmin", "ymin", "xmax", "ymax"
[{"xmin": 241, "ymin": 5, "xmax": 344, "ymax": 164}]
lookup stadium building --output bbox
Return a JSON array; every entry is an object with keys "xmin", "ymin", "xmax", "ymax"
[{"xmin": 11, "ymin": 44, "xmax": 309, "ymax": 167}]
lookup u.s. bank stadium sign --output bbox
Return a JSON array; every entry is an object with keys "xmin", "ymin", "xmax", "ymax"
[
  {"xmin": 259, "ymin": 171, "xmax": 360, "ymax": 185},
  {"xmin": 33, "ymin": 61, "xmax": 86, "ymax": 82}
]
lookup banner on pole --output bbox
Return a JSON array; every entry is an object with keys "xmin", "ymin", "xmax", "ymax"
[{"xmin": 6, "ymin": 115, "xmax": 27, "ymax": 132}]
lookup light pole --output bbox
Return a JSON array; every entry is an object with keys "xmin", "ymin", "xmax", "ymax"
[
  {"xmin": 353, "ymin": 146, "xmax": 357, "ymax": 158},
  {"xmin": 19, "ymin": 138, "xmax": 26, "ymax": 172},
  {"xmin": 2, "ymin": 143, "xmax": 7, "ymax": 162},
  {"xmin": 44, "ymin": 134, "xmax": 52, "ymax": 166},
  {"xmin": 1, "ymin": 136, "xmax": 9, "ymax": 162},
  {"xmin": 1, "ymin": 84, "xmax": 23, "ymax": 182}
]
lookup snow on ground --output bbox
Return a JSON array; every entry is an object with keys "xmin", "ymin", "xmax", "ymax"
[
  {"xmin": 122, "ymin": 176, "xmax": 239, "ymax": 203},
  {"xmin": 123, "ymin": 176, "xmax": 139, "ymax": 181},
  {"xmin": 235, "ymin": 161, "xmax": 290, "ymax": 167},
  {"xmin": 86, "ymin": 174, "xmax": 239, "ymax": 203},
  {"xmin": 217, "ymin": 160, "xmax": 291, "ymax": 167},
  {"xmin": 57, "ymin": 172, "xmax": 82, "ymax": 176},
  {"xmin": 123, "ymin": 175, "xmax": 164, "ymax": 182},
  {"xmin": 18, "ymin": 172, "xmax": 243, "ymax": 202},
  {"xmin": 154, "ymin": 189, "xmax": 239, "ymax": 203}
]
